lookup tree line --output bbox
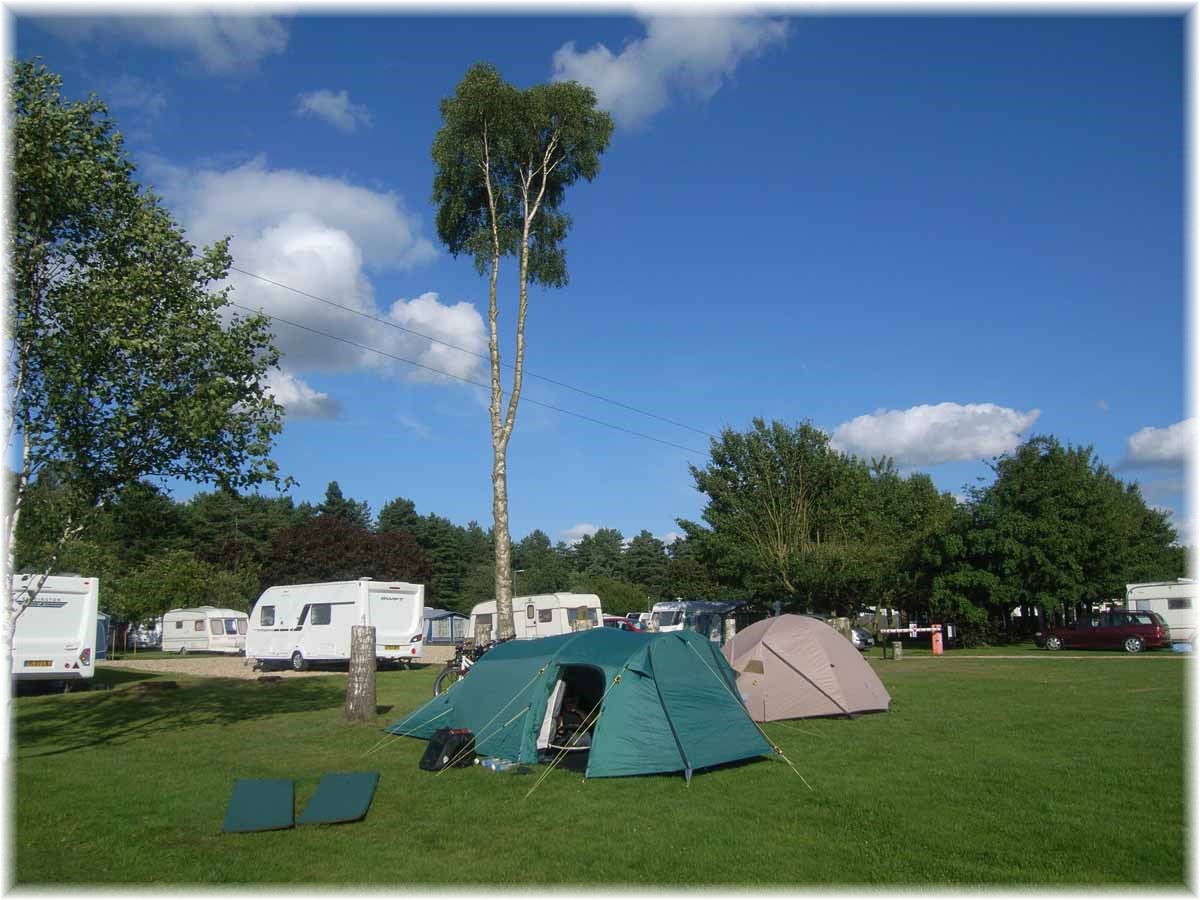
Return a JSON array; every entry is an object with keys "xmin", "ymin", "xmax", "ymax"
[{"xmin": 14, "ymin": 421, "xmax": 1185, "ymax": 644}]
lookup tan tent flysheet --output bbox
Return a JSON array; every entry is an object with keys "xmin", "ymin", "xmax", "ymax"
[{"xmin": 722, "ymin": 615, "xmax": 890, "ymax": 722}]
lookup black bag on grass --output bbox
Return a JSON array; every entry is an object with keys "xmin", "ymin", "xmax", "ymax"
[{"xmin": 419, "ymin": 727, "xmax": 475, "ymax": 771}]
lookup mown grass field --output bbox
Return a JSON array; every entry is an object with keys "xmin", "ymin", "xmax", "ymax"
[{"xmin": 11, "ymin": 645, "xmax": 1189, "ymax": 887}]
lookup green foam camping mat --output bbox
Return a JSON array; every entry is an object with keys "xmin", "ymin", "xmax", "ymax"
[
  {"xmin": 222, "ymin": 779, "xmax": 294, "ymax": 833},
  {"xmin": 297, "ymin": 772, "xmax": 381, "ymax": 826}
]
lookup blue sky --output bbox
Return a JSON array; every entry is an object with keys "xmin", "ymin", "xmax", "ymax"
[{"xmin": 14, "ymin": 11, "xmax": 1191, "ymax": 548}]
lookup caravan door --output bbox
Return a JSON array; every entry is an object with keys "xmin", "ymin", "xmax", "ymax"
[{"xmin": 523, "ymin": 601, "xmax": 541, "ymax": 638}]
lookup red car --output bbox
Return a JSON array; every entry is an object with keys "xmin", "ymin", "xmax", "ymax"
[
  {"xmin": 1038, "ymin": 610, "xmax": 1171, "ymax": 653},
  {"xmin": 602, "ymin": 615, "xmax": 644, "ymax": 633}
]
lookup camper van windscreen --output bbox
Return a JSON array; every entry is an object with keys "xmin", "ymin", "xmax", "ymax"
[{"xmin": 654, "ymin": 611, "xmax": 682, "ymax": 627}]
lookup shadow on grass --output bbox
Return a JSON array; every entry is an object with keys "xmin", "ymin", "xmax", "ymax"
[{"xmin": 15, "ymin": 673, "xmax": 347, "ymax": 759}]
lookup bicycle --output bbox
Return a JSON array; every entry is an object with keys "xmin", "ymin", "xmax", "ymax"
[{"xmin": 433, "ymin": 637, "xmax": 507, "ymax": 696}]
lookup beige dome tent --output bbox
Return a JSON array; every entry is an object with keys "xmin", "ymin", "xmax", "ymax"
[{"xmin": 722, "ymin": 615, "xmax": 890, "ymax": 722}]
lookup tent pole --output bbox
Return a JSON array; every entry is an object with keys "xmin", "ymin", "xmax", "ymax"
[
  {"xmin": 645, "ymin": 643, "xmax": 693, "ymax": 781},
  {"xmin": 679, "ymin": 639, "xmax": 813, "ymax": 790}
]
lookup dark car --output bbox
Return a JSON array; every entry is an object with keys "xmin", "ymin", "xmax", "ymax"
[{"xmin": 1038, "ymin": 610, "xmax": 1171, "ymax": 653}]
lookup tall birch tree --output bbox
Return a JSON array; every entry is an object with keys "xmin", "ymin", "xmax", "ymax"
[{"xmin": 431, "ymin": 63, "xmax": 613, "ymax": 639}]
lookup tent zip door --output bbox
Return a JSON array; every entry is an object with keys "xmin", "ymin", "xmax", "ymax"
[{"xmin": 536, "ymin": 664, "xmax": 604, "ymax": 752}]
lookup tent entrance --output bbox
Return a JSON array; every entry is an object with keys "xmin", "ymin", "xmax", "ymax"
[{"xmin": 536, "ymin": 664, "xmax": 605, "ymax": 753}]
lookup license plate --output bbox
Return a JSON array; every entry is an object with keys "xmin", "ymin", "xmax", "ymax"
[
  {"xmin": 23, "ymin": 660, "xmax": 52, "ymax": 667},
  {"xmin": 384, "ymin": 645, "xmax": 400, "ymax": 651}
]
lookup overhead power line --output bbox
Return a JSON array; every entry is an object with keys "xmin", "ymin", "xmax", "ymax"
[
  {"xmin": 227, "ymin": 300, "xmax": 706, "ymax": 456},
  {"xmin": 228, "ymin": 265, "xmax": 717, "ymax": 440}
]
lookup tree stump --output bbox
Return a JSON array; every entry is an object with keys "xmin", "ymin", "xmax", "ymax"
[{"xmin": 345, "ymin": 625, "xmax": 377, "ymax": 722}]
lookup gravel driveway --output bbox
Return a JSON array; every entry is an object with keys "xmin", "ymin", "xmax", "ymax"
[
  {"xmin": 99, "ymin": 644, "xmax": 455, "ymax": 681},
  {"xmin": 100, "ymin": 656, "xmax": 334, "ymax": 680}
]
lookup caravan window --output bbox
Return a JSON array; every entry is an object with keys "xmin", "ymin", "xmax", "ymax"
[
  {"xmin": 194, "ymin": 620, "xmax": 205, "ymax": 632},
  {"xmin": 210, "ymin": 620, "xmax": 225, "ymax": 635},
  {"xmin": 526, "ymin": 605, "xmax": 536, "ymax": 620},
  {"xmin": 476, "ymin": 614, "xmax": 493, "ymax": 627},
  {"xmin": 260, "ymin": 606, "xmax": 275, "ymax": 627},
  {"xmin": 653, "ymin": 611, "xmax": 682, "ymax": 628},
  {"xmin": 237, "ymin": 619, "xmax": 247, "ymax": 635},
  {"xmin": 311, "ymin": 604, "xmax": 332, "ymax": 626},
  {"xmin": 1168, "ymin": 598, "xmax": 1192, "ymax": 610},
  {"xmin": 538, "ymin": 609, "xmax": 553, "ymax": 624},
  {"xmin": 224, "ymin": 619, "xmax": 239, "ymax": 634},
  {"xmin": 174, "ymin": 621, "xmax": 183, "ymax": 630}
]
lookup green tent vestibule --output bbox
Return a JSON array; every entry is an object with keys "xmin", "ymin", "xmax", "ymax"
[{"xmin": 386, "ymin": 628, "xmax": 773, "ymax": 780}]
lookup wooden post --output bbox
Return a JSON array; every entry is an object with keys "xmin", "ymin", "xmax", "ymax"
[{"xmin": 345, "ymin": 625, "xmax": 377, "ymax": 722}]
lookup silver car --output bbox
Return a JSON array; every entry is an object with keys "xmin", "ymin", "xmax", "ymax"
[{"xmin": 850, "ymin": 627, "xmax": 875, "ymax": 651}]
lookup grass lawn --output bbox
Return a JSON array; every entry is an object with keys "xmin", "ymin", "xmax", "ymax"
[{"xmin": 12, "ymin": 649, "xmax": 1188, "ymax": 887}]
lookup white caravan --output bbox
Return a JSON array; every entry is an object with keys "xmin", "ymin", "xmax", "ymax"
[
  {"xmin": 648, "ymin": 600, "xmax": 744, "ymax": 643},
  {"xmin": 10, "ymin": 574, "xmax": 100, "ymax": 687},
  {"xmin": 246, "ymin": 579, "xmax": 425, "ymax": 670},
  {"xmin": 1126, "ymin": 580, "xmax": 1197, "ymax": 645},
  {"xmin": 161, "ymin": 607, "xmax": 249, "ymax": 654},
  {"xmin": 468, "ymin": 593, "xmax": 603, "ymax": 644}
]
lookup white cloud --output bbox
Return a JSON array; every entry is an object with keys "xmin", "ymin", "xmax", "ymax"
[
  {"xmin": 35, "ymin": 15, "xmax": 289, "ymax": 75},
  {"xmin": 264, "ymin": 370, "xmax": 340, "ymax": 421},
  {"xmin": 397, "ymin": 415, "xmax": 432, "ymax": 439},
  {"xmin": 1124, "ymin": 419, "xmax": 1194, "ymax": 468},
  {"xmin": 552, "ymin": 15, "xmax": 788, "ymax": 129},
  {"xmin": 561, "ymin": 523, "xmax": 599, "ymax": 545},
  {"xmin": 831, "ymin": 402, "xmax": 1041, "ymax": 466},
  {"xmin": 150, "ymin": 156, "xmax": 483, "ymax": 388},
  {"xmin": 105, "ymin": 74, "xmax": 168, "ymax": 118},
  {"xmin": 1097, "ymin": 399, "xmax": 1109, "ymax": 414},
  {"xmin": 384, "ymin": 293, "xmax": 488, "ymax": 384},
  {"xmin": 295, "ymin": 89, "xmax": 372, "ymax": 132},
  {"xmin": 659, "ymin": 531, "xmax": 683, "ymax": 545}
]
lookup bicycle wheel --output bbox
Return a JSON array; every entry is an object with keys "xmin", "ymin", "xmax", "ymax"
[{"xmin": 433, "ymin": 665, "xmax": 464, "ymax": 696}]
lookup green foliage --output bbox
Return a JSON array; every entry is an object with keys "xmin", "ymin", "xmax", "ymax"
[
  {"xmin": 687, "ymin": 419, "xmax": 862, "ymax": 599},
  {"xmin": 573, "ymin": 528, "xmax": 624, "ymax": 578},
  {"xmin": 622, "ymin": 530, "xmax": 668, "ymax": 594},
  {"xmin": 431, "ymin": 62, "xmax": 614, "ymax": 286},
  {"xmin": 376, "ymin": 496, "xmax": 420, "ymax": 535},
  {"xmin": 258, "ymin": 515, "xmax": 433, "ymax": 596},
  {"xmin": 565, "ymin": 573, "xmax": 650, "ymax": 616},
  {"xmin": 317, "ymin": 481, "xmax": 372, "ymax": 530},
  {"xmin": 8, "ymin": 60, "xmax": 285, "ymax": 530},
  {"xmin": 119, "ymin": 549, "xmax": 258, "ymax": 622},
  {"xmin": 183, "ymin": 489, "xmax": 305, "ymax": 571},
  {"xmin": 925, "ymin": 436, "xmax": 1185, "ymax": 625},
  {"xmin": 513, "ymin": 529, "xmax": 570, "ymax": 594}
]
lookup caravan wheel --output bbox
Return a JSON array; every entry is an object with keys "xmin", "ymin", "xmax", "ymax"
[
  {"xmin": 178, "ymin": 647, "xmax": 188, "ymax": 655},
  {"xmin": 291, "ymin": 651, "xmax": 308, "ymax": 672}
]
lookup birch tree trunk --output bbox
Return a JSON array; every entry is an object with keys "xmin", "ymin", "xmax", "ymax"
[{"xmin": 344, "ymin": 625, "xmax": 377, "ymax": 722}]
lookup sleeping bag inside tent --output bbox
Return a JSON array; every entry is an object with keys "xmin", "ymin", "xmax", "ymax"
[
  {"xmin": 722, "ymin": 614, "xmax": 891, "ymax": 722},
  {"xmin": 386, "ymin": 628, "xmax": 772, "ymax": 779}
]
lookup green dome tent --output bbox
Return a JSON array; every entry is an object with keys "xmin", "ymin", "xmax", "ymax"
[{"xmin": 386, "ymin": 628, "xmax": 773, "ymax": 780}]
